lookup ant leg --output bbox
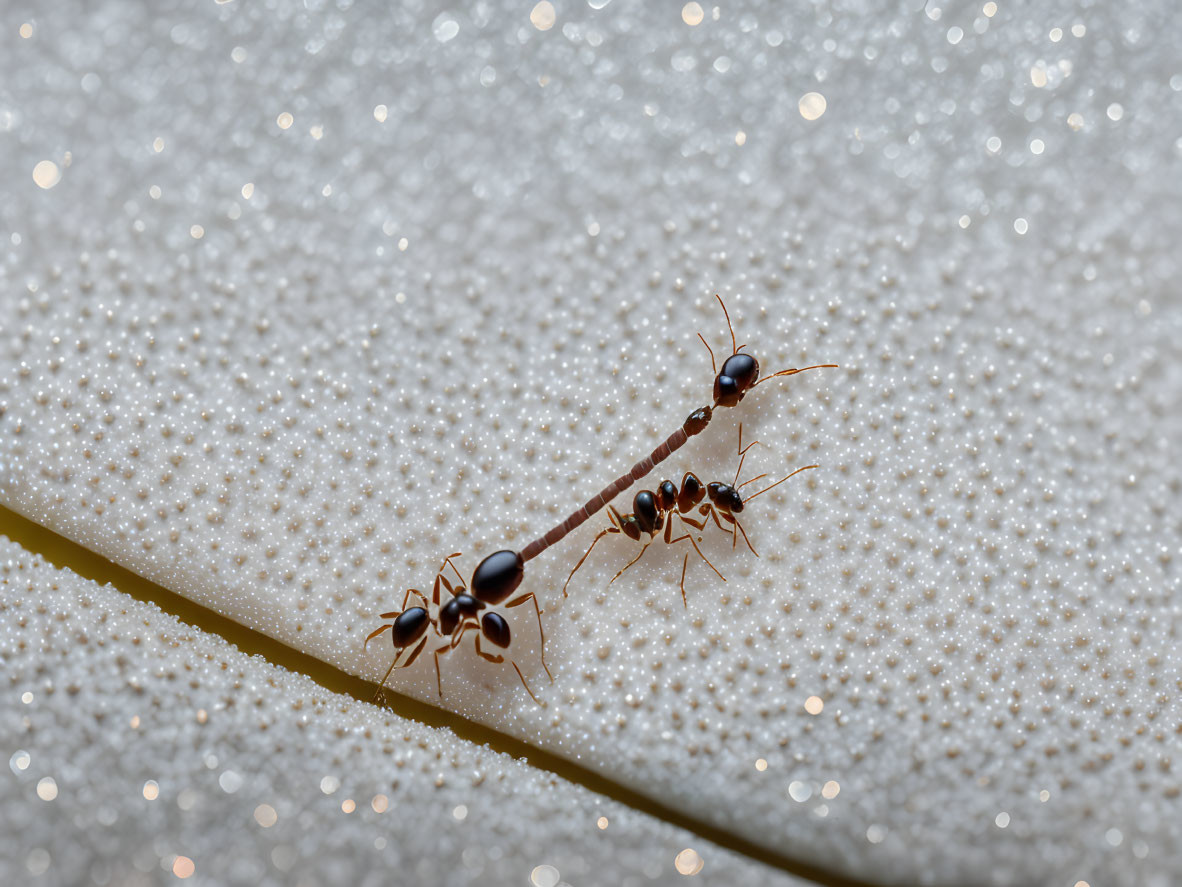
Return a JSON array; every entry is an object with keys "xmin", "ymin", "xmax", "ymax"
[
  {"xmin": 440, "ymin": 552, "xmax": 465, "ymax": 586},
  {"xmin": 678, "ymin": 513, "xmax": 706, "ymax": 531},
  {"xmin": 401, "ymin": 636, "xmax": 428, "ymax": 669},
  {"xmin": 372, "ymin": 655, "xmax": 399, "ymax": 703},
  {"xmin": 671, "ymin": 521, "xmax": 725, "ymax": 583},
  {"xmin": 372, "ymin": 636, "xmax": 427, "ymax": 703},
  {"xmin": 505, "ymin": 592, "xmax": 553, "ymax": 682},
  {"xmin": 679, "ymin": 553, "xmax": 689, "ymax": 609},
  {"xmin": 699, "ymin": 503, "xmax": 731, "ymax": 536},
  {"xmin": 433, "ymin": 648, "xmax": 444, "ymax": 698},
  {"xmin": 610, "ymin": 542, "xmax": 653, "ymax": 585},
  {"xmin": 450, "ymin": 618, "xmax": 479, "ymax": 650},
  {"xmin": 730, "ymin": 515, "xmax": 759, "ymax": 557},
  {"xmin": 563, "ymin": 528, "xmax": 613, "ymax": 598},
  {"xmin": 474, "ymin": 637, "xmax": 543, "ymax": 707},
  {"xmin": 510, "ymin": 660, "xmax": 544, "ymax": 707},
  {"xmin": 364, "ymin": 623, "xmax": 391, "ymax": 649},
  {"xmin": 404, "ymin": 588, "xmax": 430, "ymax": 610}
]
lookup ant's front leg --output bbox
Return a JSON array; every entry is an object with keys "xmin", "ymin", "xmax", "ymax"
[{"xmin": 372, "ymin": 635, "xmax": 428, "ymax": 704}]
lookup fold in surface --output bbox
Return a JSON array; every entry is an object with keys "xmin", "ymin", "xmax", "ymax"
[
  {"xmin": 1, "ymin": 1, "xmax": 1179, "ymax": 884},
  {"xmin": 0, "ymin": 534, "xmax": 798, "ymax": 887}
]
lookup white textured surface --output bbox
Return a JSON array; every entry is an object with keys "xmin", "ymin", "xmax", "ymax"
[
  {"xmin": 0, "ymin": 534, "xmax": 791, "ymax": 887},
  {"xmin": 1, "ymin": 1, "xmax": 1180, "ymax": 884}
]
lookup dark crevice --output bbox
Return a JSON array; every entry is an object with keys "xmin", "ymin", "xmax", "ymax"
[{"xmin": 0, "ymin": 504, "xmax": 875, "ymax": 887}]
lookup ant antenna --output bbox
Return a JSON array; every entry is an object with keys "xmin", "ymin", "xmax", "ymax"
[
  {"xmin": 737, "ymin": 473, "xmax": 768, "ymax": 490},
  {"xmin": 733, "ymin": 422, "xmax": 763, "ymax": 486},
  {"xmin": 697, "ymin": 333, "xmax": 717, "ymax": 375},
  {"xmin": 745, "ymin": 465, "xmax": 818, "ymax": 503},
  {"xmin": 715, "ymin": 293, "xmax": 737, "ymax": 355},
  {"xmin": 754, "ymin": 364, "xmax": 839, "ymax": 388}
]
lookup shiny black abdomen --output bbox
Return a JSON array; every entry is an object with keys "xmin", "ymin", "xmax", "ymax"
[{"xmin": 471, "ymin": 550, "xmax": 524, "ymax": 604}]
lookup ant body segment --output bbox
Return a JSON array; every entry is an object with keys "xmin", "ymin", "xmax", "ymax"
[
  {"xmin": 520, "ymin": 295, "xmax": 835, "ymax": 564},
  {"xmin": 562, "ymin": 425, "xmax": 818, "ymax": 606},
  {"xmin": 365, "ymin": 550, "xmax": 551, "ymax": 706}
]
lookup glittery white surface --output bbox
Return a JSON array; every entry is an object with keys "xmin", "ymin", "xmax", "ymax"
[
  {"xmin": 0, "ymin": 535, "xmax": 791, "ymax": 886},
  {"xmin": 1, "ymin": 1, "xmax": 1180, "ymax": 884}
]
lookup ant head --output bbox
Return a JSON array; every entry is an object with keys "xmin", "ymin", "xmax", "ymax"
[
  {"xmin": 618, "ymin": 512, "xmax": 643, "ymax": 542},
  {"xmin": 633, "ymin": 490, "xmax": 661, "ymax": 536},
  {"xmin": 470, "ymin": 550, "xmax": 524, "ymax": 605},
  {"xmin": 707, "ymin": 481, "xmax": 744, "ymax": 515},
  {"xmin": 481, "ymin": 612, "xmax": 511, "ymax": 649},
  {"xmin": 713, "ymin": 353, "xmax": 760, "ymax": 407},
  {"xmin": 391, "ymin": 607, "xmax": 430, "ymax": 648},
  {"xmin": 439, "ymin": 593, "xmax": 484, "ymax": 636}
]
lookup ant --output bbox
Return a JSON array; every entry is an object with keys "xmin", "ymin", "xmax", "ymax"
[
  {"xmin": 519, "ymin": 294, "xmax": 836, "ymax": 565},
  {"xmin": 365, "ymin": 550, "xmax": 551, "ymax": 706},
  {"xmin": 562, "ymin": 424, "xmax": 818, "ymax": 606}
]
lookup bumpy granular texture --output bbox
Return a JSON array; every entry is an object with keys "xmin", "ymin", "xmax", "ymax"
[
  {"xmin": 1, "ymin": 1, "xmax": 1179, "ymax": 884},
  {"xmin": 0, "ymin": 536, "xmax": 791, "ymax": 886}
]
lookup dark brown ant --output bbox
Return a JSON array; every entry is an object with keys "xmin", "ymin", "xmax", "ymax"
[
  {"xmin": 520, "ymin": 294, "xmax": 836, "ymax": 564},
  {"xmin": 366, "ymin": 551, "xmax": 551, "ymax": 706},
  {"xmin": 562, "ymin": 425, "xmax": 818, "ymax": 606},
  {"xmin": 432, "ymin": 551, "xmax": 552, "ymax": 707}
]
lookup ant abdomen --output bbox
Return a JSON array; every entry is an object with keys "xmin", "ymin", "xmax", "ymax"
[
  {"xmin": 470, "ymin": 550, "xmax": 524, "ymax": 605},
  {"xmin": 481, "ymin": 612, "xmax": 512, "ymax": 649}
]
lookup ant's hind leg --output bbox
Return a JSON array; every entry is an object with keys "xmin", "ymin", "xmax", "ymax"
[
  {"xmin": 563, "ymin": 528, "xmax": 612, "ymax": 597},
  {"xmin": 474, "ymin": 636, "xmax": 544, "ymax": 707},
  {"xmin": 669, "ymin": 525, "xmax": 725, "ymax": 585},
  {"xmin": 611, "ymin": 542, "xmax": 653, "ymax": 585},
  {"xmin": 510, "ymin": 660, "xmax": 544, "ymax": 707},
  {"xmin": 506, "ymin": 592, "xmax": 553, "ymax": 682}
]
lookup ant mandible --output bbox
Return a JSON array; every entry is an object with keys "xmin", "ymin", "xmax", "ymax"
[
  {"xmin": 519, "ymin": 294, "xmax": 836, "ymax": 565},
  {"xmin": 562, "ymin": 424, "xmax": 817, "ymax": 606},
  {"xmin": 365, "ymin": 550, "xmax": 551, "ymax": 706}
]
